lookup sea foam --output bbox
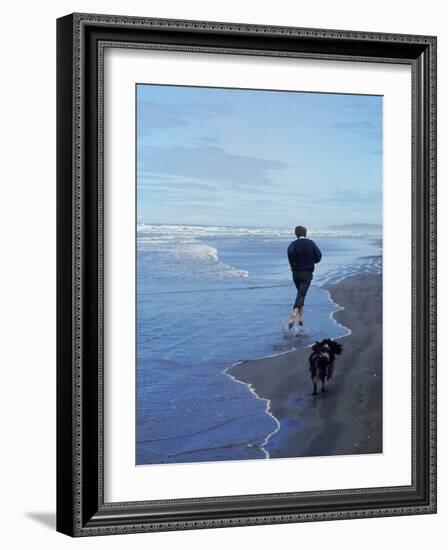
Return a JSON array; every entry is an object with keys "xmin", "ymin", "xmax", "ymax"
[{"xmin": 137, "ymin": 224, "xmax": 249, "ymax": 279}]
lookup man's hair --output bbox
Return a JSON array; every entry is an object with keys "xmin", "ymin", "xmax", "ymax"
[{"xmin": 295, "ymin": 225, "xmax": 307, "ymax": 237}]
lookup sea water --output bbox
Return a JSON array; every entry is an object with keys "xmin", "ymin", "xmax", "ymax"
[{"xmin": 136, "ymin": 224, "xmax": 381, "ymax": 464}]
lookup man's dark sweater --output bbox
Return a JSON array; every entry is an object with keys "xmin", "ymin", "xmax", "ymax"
[{"xmin": 287, "ymin": 237, "xmax": 322, "ymax": 272}]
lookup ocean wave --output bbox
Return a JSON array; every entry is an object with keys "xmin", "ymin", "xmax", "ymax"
[
  {"xmin": 138, "ymin": 226, "xmax": 249, "ymax": 279},
  {"xmin": 316, "ymin": 255, "xmax": 382, "ymax": 286},
  {"xmin": 137, "ymin": 224, "xmax": 382, "ymax": 284},
  {"xmin": 137, "ymin": 223, "xmax": 381, "ymax": 240}
]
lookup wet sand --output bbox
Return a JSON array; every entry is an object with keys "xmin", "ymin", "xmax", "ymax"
[{"xmin": 229, "ymin": 273, "xmax": 382, "ymax": 458}]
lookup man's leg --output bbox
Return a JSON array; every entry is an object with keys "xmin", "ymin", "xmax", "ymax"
[
  {"xmin": 289, "ymin": 272, "xmax": 302, "ymax": 327},
  {"xmin": 288, "ymin": 306, "xmax": 299, "ymax": 327},
  {"xmin": 289, "ymin": 290, "xmax": 305, "ymax": 327},
  {"xmin": 297, "ymin": 272, "xmax": 313, "ymax": 325}
]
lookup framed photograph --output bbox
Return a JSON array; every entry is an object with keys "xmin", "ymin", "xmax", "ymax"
[{"xmin": 56, "ymin": 13, "xmax": 437, "ymax": 536}]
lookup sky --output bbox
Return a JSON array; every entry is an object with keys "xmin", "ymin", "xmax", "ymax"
[{"xmin": 136, "ymin": 84, "xmax": 382, "ymax": 229}]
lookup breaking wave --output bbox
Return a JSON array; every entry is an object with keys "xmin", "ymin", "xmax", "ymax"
[
  {"xmin": 137, "ymin": 224, "xmax": 249, "ymax": 279},
  {"xmin": 137, "ymin": 223, "xmax": 381, "ymax": 240}
]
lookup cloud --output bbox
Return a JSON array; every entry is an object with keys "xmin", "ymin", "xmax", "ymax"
[
  {"xmin": 137, "ymin": 101, "xmax": 233, "ymax": 131},
  {"xmin": 138, "ymin": 145, "xmax": 288, "ymax": 189},
  {"xmin": 332, "ymin": 120, "xmax": 379, "ymax": 132},
  {"xmin": 320, "ymin": 189, "xmax": 382, "ymax": 205},
  {"xmin": 331, "ymin": 120, "xmax": 382, "ymax": 144},
  {"xmin": 197, "ymin": 133, "xmax": 221, "ymax": 145},
  {"xmin": 327, "ymin": 98, "xmax": 382, "ymax": 140}
]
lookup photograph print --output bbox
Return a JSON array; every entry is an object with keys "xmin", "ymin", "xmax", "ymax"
[{"xmin": 136, "ymin": 83, "xmax": 383, "ymax": 466}]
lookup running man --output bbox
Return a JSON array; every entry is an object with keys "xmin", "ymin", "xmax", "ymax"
[{"xmin": 287, "ymin": 225, "xmax": 322, "ymax": 329}]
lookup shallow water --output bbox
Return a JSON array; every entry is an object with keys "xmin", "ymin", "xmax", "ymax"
[{"xmin": 136, "ymin": 224, "xmax": 381, "ymax": 464}]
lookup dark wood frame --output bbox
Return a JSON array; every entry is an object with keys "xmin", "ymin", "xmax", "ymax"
[{"xmin": 57, "ymin": 13, "xmax": 437, "ymax": 537}]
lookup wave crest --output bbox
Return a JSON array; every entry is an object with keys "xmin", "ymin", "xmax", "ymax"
[
  {"xmin": 137, "ymin": 223, "xmax": 381, "ymax": 239},
  {"xmin": 137, "ymin": 226, "xmax": 249, "ymax": 279}
]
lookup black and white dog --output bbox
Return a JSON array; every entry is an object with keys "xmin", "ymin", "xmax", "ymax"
[{"xmin": 309, "ymin": 338, "xmax": 343, "ymax": 395}]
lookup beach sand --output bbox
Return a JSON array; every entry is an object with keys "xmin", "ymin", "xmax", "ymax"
[{"xmin": 229, "ymin": 272, "xmax": 382, "ymax": 458}]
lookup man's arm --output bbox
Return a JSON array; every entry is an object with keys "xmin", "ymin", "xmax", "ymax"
[
  {"xmin": 313, "ymin": 242, "xmax": 322, "ymax": 263},
  {"xmin": 287, "ymin": 242, "xmax": 295, "ymax": 270}
]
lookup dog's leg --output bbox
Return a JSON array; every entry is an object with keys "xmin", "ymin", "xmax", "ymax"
[
  {"xmin": 312, "ymin": 377, "xmax": 317, "ymax": 396},
  {"xmin": 320, "ymin": 366, "xmax": 327, "ymax": 392}
]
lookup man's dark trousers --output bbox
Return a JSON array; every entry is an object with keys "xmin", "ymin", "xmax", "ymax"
[{"xmin": 292, "ymin": 271, "xmax": 313, "ymax": 309}]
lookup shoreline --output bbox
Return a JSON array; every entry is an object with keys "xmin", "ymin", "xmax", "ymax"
[
  {"xmin": 228, "ymin": 272, "xmax": 382, "ymax": 459},
  {"xmin": 224, "ymin": 364, "xmax": 281, "ymax": 459}
]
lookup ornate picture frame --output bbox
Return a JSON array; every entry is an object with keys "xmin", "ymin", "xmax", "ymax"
[{"xmin": 56, "ymin": 13, "xmax": 437, "ymax": 537}]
